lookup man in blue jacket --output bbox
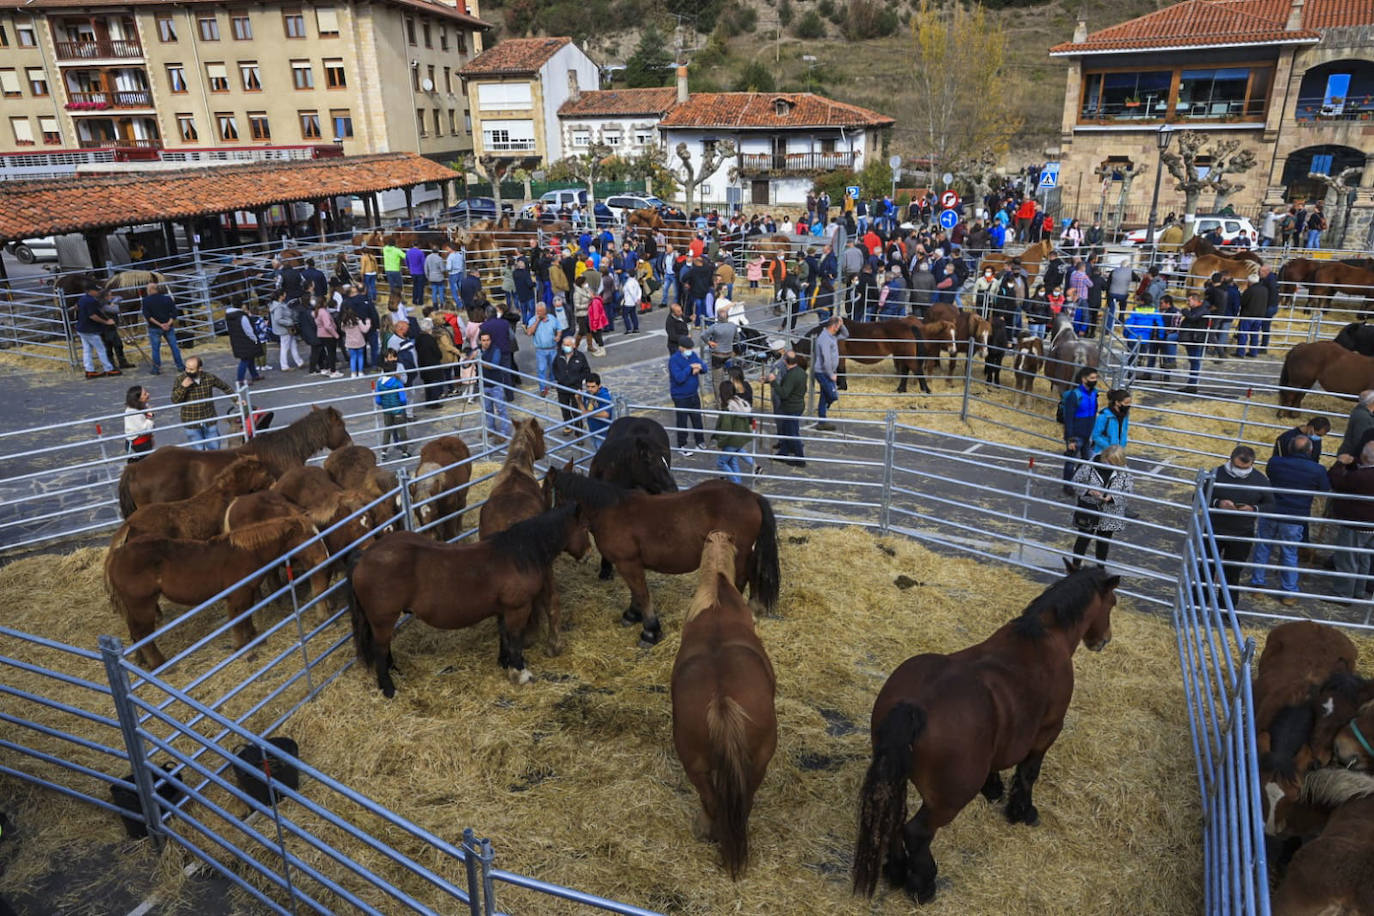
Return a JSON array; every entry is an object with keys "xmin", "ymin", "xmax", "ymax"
[
  {"xmin": 478, "ymin": 330, "xmax": 511, "ymax": 440},
  {"xmin": 668, "ymin": 335, "xmax": 706, "ymax": 454},
  {"xmin": 1123, "ymin": 296, "xmax": 1165, "ymax": 381},
  {"xmin": 1248, "ymin": 435, "xmax": 1330, "ymax": 603},
  {"xmin": 1059, "ymin": 367, "xmax": 1099, "ymax": 494}
]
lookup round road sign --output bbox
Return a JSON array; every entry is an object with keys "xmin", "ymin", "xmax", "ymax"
[
  {"xmin": 941, "ymin": 172, "xmax": 954, "ymax": 188},
  {"xmin": 940, "ymin": 190, "xmax": 960, "ymax": 209},
  {"xmin": 888, "ymin": 154, "xmax": 902, "ymax": 170},
  {"xmin": 938, "ymin": 208, "xmax": 960, "ymax": 231}
]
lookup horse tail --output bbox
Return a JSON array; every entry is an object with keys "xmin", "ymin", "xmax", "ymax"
[
  {"xmin": 345, "ymin": 552, "xmax": 373, "ymax": 665},
  {"xmin": 707, "ymin": 695, "xmax": 754, "ymax": 879},
  {"xmin": 103, "ymin": 545, "xmax": 130, "ymax": 625},
  {"xmin": 853, "ymin": 701, "xmax": 925, "ymax": 898},
  {"xmin": 748, "ymin": 494, "xmax": 780, "ymax": 614},
  {"xmin": 117, "ymin": 465, "xmax": 137, "ymax": 519}
]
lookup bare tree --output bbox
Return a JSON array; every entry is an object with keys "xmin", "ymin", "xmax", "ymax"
[
  {"xmin": 1307, "ymin": 166, "xmax": 1363, "ymax": 247},
  {"xmin": 672, "ymin": 139, "xmax": 737, "ymax": 214},
  {"xmin": 1205, "ymin": 148, "xmax": 1258, "ymax": 213},
  {"xmin": 1160, "ymin": 131, "xmax": 1257, "ymax": 234},
  {"xmin": 460, "ymin": 152, "xmax": 518, "ymax": 217},
  {"xmin": 951, "ymin": 152, "xmax": 998, "ymax": 210},
  {"xmin": 1093, "ymin": 158, "xmax": 1141, "ymax": 236},
  {"xmin": 555, "ymin": 142, "xmax": 613, "ymax": 216}
]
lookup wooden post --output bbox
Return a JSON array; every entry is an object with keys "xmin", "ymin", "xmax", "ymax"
[
  {"xmin": 162, "ymin": 220, "xmax": 178, "ymax": 257},
  {"xmin": 182, "ymin": 220, "xmax": 197, "ymax": 252},
  {"xmin": 255, "ymin": 210, "xmax": 270, "ymax": 244},
  {"xmin": 314, "ymin": 199, "xmax": 326, "ymax": 242},
  {"xmin": 83, "ymin": 231, "xmax": 107, "ymax": 276},
  {"xmin": 404, "ymin": 185, "xmax": 415, "ymax": 222},
  {"xmin": 226, "ymin": 209, "xmax": 240, "ymax": 246}
]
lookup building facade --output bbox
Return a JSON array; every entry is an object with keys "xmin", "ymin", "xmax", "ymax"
[
  {"xmin": 1051, "ymin": 0, "xmax": 1374, "ymax": 246},
  {"xmin": 0, "ymin": 0, "xmax": 489, "ymax": 166},
  {"xmin": 556, "ymin": 87, "xmax": 676, "ymax": 159},
  {"xmin": 459, "ymin": 36, "xmax": 599, "ymax": 165}
]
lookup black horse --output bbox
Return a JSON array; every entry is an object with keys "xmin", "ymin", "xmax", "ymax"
[
  {"xmin": 589, "ymin": 416, "xmax": 677, "ymax": 580},
  {"xmin": 982, "ymin": 316, "xmax": 1011, "ymax": 385},
  {"xmin": 1334, "ymin": 321, "xmax": 1374, "ymax": 357}
]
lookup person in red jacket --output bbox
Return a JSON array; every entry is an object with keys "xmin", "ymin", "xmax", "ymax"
[{"xmin": 1014, "ymin": 198, "xmax": 1037, "ymax": 241}]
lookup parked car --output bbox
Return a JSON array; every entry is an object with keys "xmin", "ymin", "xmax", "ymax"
[
  {"xmin": 1122, "ymin": 215, "xmax": 1257, "ymax": 246},
  {"xmin": 604, "ymin": 194, "xmax": 667, "ymax": 223},
  {"xmin": 4, "ymin": 236, "xmax": 58, "ymax": 264},
  {"xmin": 440, "ymin": 197, "xmax": 512, "ymax": 224},
  {"xmin": 539, "ymin": 188, "xmax": 587, "ymax": 210},
  {"xmin": 520, "ymin": 199, "xmax": 616, "ymax": 228}
]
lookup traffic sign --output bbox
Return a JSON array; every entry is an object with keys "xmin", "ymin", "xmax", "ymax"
[
  {"xmin": 938, "ymin": 208, "xmax": 959, "ymax": 230},
  {"xmin": 940, "ymin": 190, "xmax": 960, "ymax": 209},
  {"xmin": 888, "ymin": 154, "xmax": 902, "ymax": 170},
  {"xmin": 941, "ymin": 172, "xmax": 954, "ymax": 188},
  {"xmin": 1039, "ymin": 161, "xmax": 1061, "ymax": 189},
  {"xmin": 846, "ymin": 185, "xmax": 861, "ymax": 200}
]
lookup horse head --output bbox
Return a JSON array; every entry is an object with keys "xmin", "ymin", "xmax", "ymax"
[
  {"xmin": 1062, "ymin": 560, "xmax": 1120, "ymax": 652},
  {"xmin": 220, "ymin": 457, "xmax": 276, "ymax": 495},
  {"xmin": 633, "ymin": 437, "xmax": 678, "ymax": 493},
  {"xmin": 312, "ymin": 405, "xmax": 353, "ymax": 449},
  {"xmin": 1333, "ymin": 699, "xmax": 1374, "ymax": 772},
  {"xmin": 561, "ymin": 501, "xmax": 592, "ymax": 561},
  {"xmin": 1182, "ymin": 235, "xmax": 1203, "ymax": 255},
  {"xmin": 969, "ymin": 316, "xmax": 992, "ymax": 358}
]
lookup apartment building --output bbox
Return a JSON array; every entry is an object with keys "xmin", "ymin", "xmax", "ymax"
[{"xmin": 0, "ymin": 0, "xmax": 490, "ymax": 163}]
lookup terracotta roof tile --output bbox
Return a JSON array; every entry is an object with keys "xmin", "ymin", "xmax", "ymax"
[
  {"xmin": 558, "ymin": 88, "xmax": 679, "ymax": 117},
  {"xmin": 657, "ymin": 93, "xmax": 894, "ymax": 130},
  {"xmin": 1046, "ymin": 0, "xmax": 1372, "ymax": 54},
  {"xmin": 0, "ymin": 153, "xmax": 458, "ymax": 241},
  {"xmin": 459, "ymin": 37, "xmax": 572, "ymax": 76},
  {"xmin": 0, "ymin": 0, "xmax": 492, "ymax": 31}
]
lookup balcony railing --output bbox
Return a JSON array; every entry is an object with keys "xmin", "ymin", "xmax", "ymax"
[
  {"xmin": 1078, "ymin": 98, "xmax": 1267, "ymax": 124},
  {"xmin": 739, "ymin": 151, "xmax": 858, "ymax": 174},
  {"xmin": 483, "ymin": 139, "xmax": 536, "ymax": 152},
  {"xmin": 76, "ymin": 137, "xmax": 163, "ymax": 150},
  {"xmin": 66, "ymin": 90, "xmax": 153, "ymax": 110},
  {"xmin": 53, "ymin": 39, "xmax": 144, "ymax": 60},
  {"xmin": 1293, "ymin": 95, "xmax": 1374, "ymax": 123}
]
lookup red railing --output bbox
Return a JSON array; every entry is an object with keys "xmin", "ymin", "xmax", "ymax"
[
  {"xmin": 53, "ymin": 39, "xmax": 143, "ymax": 60},
  {"xmin": 66, "ymin": 89, "xmax": 153, "ymax": 109}
]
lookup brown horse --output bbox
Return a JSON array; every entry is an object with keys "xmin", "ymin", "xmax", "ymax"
[
  {"xmin": 1188, "ymin": 252, "xmax": 1258, "ymax": 294},
  {"xmin": 323, "ymin": 444, "xmax": 378, "ymax": 491},
  {"xmin": 478, "ymin": 419, "xmax": 546, "ymax": 541},
  {"xmin": 1333, "ymin": 691, "xmax": 1374, "ymax": 772},
  {"xmin": 104, "ymin": 515, "xmax": 329, "ymax": 668},
  {"xmin": 827, "ymin": 317, "xmax": 955, "ymax": 394},
  {"xmin": 546, "ymin": 468, "xmax": 780, "ymax": 648},
  {"xmin": 1182, "ymin": 235, "xmax": 1264, "ymax": 266},
  {"xmin": 117, "ymin": 406, "xmax": 351, "ymax": 516},
  {"xmin": 1271, "ymin": 788, "xmax": 1374, "ymax": 915},
  {"xmin": 927, "ymin": 304, "xmax": 993, "ymax": 380},
  {"xmin": 347, "ymin": 503, "xmax": 590, "ymax": 696},
  {"xmin": 1277, "ymin": 341, "xmax": 1374, "ymax": 416},
  {"xmin": 111, "ymin": 457, "xmax": 274, "ymax": 548},
  {"xmin": 225, "ymin": 489, "xmax": 375, "ymax": 569},
  {"xmin": 1305, "ymin": 262, "xmax": 1374, "ymax": 314},
  {"xmin": 1254, "ymin": 620, "xmax": 1360, "ymax": 835},
  {"xmin": 978, "ymin": 240, "xmax": 1054, "ymax": 279},
  {"xmin": 852, "ymin": 562, "xmax": 1119, "ymax": 904},
  {"xmin": 671, "ymin": 532, "xmax": 777, "ymax": 879},
  {"xmin": 1011, "ymin": 335, "xmax": 1044, "ymax": 406},
  {"xmin": 411, "ymin": 436, "xmax": 473, "ymax": 541}
]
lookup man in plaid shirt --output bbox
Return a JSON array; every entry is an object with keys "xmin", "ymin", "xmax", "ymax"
[{"xmin": 170, "ymin": 355, "xmax": 233, "ymax": 450}]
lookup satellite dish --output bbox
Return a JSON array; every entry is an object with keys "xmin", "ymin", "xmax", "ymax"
[
  {"xmin": 421, "ymin": 78, "xmax": 435, "ymax": 92},
  {"xmin": 888, "ymin": 154, "xmax": 901, "ymax": 170}
]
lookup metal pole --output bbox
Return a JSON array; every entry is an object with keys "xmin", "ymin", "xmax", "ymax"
[
  {"xmin": 1237, "ymin": 387, "xmax": 1252, "ymax": 444},
  {"xmin": 95, "ymin": 422, "xmax": 117, "ymax": 482},
  {"xmin": 1144, "ymin": 147, "xmax": 1166, "ymax": 267},
  {"xmin": 99, "ymin": 635, "xmax": 167, "ymax": 849},
  {"xmin": 1016, "ymin": 457, "xmax": 1034, "ymax": 566},
  {"xmin": 284, "ymin": 559, "xmax": 314, "ymax": 698},
  {"xmin": 237, "ymin": 381, "xmax": 255, "ymax": 443},
  {"xmin": 479, "ymin": 837, "xmax": 497, "ymax": 916},
  {"xmin": 396, "ymin": 467, "xmax": 414, "ymax": 531},
  {"xmin": 879, "ymin": 410, "xmax": 895, "ymax": 534},
  {"xmin": 461, "ymin": 828, "xmax": 484, "ymax": 916},
  {"xmin": 261, "ymin": 756, "xmax": 301, "ymax": 916},
  {"xmin": 959, "ymin": 337, "xmax": 975, "ymax": 421}
]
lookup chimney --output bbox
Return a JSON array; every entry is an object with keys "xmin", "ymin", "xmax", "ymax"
[
  {"xmin": 676, "ymin": 65, "xmax": 689, "ymax": 104},
  {"xmin": 1285, "ymin": 0, "xmax": 1305, "ymax": 29},
  {"xmin": 1072, "ymin": 16, "xmax": 1087, "ymax": 43},
  {"xmin": 567, "ymin": 69, "xmax": 580, "ymax": 103}
]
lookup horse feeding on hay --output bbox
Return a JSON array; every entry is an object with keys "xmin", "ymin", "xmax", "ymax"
[
  {"xmin": 347, "ymin": 503, "xmax": 591, "ymax": 697},
  {"xmin": 104, "ymin": 515, "xmax": 330, "ymax": 669},
  {"xmin": 410, "ymin": 436, "xmax": 473, "ymax": 541},
  {"xmin": 927, "ymin": 303, "xmax": 993, "ymax": 381},
  {"xmin": 851, "ymin": 561, "xmax": 1120, "ymax": 905},
  {"xmin": 671, "ymin": 531, "xmax": 777, "ymax": 880},
  {"xmin": 589, "ymin": 417, "xmax": 678, "ymax": 581},
  {"xmin": 118, "ymin": 406, "xmax": 351, "ymax": 516},
  {"xmin": 1044, "ymin": 312, "xmax": 1100, "ymax": 393},
  {"xmin": 545, "ymin": 466, "xmax": 780, "ymax": 648},
  {"xmin": 111, "ymin": 457, "xmax": 274, "ymax": 547},
  {"xmin": 1277, "ymin": 342, "xmax": 1374, "ymax": 416},
  {"xmin": 1270, "ymin": 772, "xmax": 1374, "ymax": 916}
]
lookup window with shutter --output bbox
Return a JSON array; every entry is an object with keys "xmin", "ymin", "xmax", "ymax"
[
  {"xmin": 10, "ymin": 118, "xmax": 34, "ymax": 145},
  {"xmin": 315, "ymin": 7, "xmax": 339, "ymax": 36},
  {"xmin": 0, "ymin": 70, "xmax": 22, "ymax": 98}
]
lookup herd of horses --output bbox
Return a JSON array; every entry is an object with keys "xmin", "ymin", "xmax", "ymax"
[{"xmin": 1251, "ymin": 619, "xmax": 1374, "ymax": 913}]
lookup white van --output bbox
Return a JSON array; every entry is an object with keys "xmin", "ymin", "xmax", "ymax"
[{"xmin": 539, "ymin": 188, "xmax": 587, "ymax": 210}]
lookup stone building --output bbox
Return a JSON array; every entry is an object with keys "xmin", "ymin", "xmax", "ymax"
[
  {"xmin": 557, "ymin": 87, "xmax": 677, "ymax": 159},
  {"xmin": 1050, "ymin": 0, "xmax": 1374, "ymax": 246}
]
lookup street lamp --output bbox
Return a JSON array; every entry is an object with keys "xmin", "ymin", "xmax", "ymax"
[{"xmin": 1143, "ymin": 123, "xmax": 1174, "ymax": 261}]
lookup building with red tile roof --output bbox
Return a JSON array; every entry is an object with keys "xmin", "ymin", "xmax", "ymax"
[{"xmin": 1049, "ymin": 0, "xmax": 1374, "ymax": 246}]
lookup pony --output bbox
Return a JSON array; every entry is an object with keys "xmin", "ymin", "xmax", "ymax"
[
  {"xmin": 323, "ymin": 444, "xmax": 379, "ymax": 491},
  {"xmin": 927, "ymin": 304, "xmax": 993, "ymax": 381},
  {"xmin": 1277, "ymin": 342, "xmax": 1374, "ymax": 416},
  {"xmin": 225, "ymin": 489, "xmax": 375, "ymax": 573},
  {"xmin": 978, "ymin": 240, "xmax": 1055, "ymax": 280},
  {"xmin": 117, "ymin": 406, "xmax": 351, "ymax": 516},
  {"xmin": 1254, "ymin": 620, "xmax": 1360, "ymax": 835},
  {"xmin": 589, "ymin": 416, "xmax": 677, "ymax": 580},
  {"xmin": 1043, "ymin": 311, "xmax": 1100, "ymax": 394},
  {"xmin": 347, "ymin": 503, "xmax": 590, "ymax": 696},
  {"xmin": 851, "ymin": 562, "xmax": 1120, "ymax": 905},
  {"xmin": 1182, "ymin": 235, "xmax": 1263, "ymax": 266},
  {"xmin": 546, "ymin": 467, "xmax": 780, "ymax": 647},
  {"xmin": 1334, "ymin": 321, "xmax": 1374, "ymax": 357},
  {"xmin": 1271, "ymin": 783, "xmax": 1374, "ymax": 915},
  {"xmin": 982, "ymin": 317, "xmax": 1011, "ymax": 386},
  {"xmin": 111, "ymin": 457, "xmax": 274, "ymax": 548},
  {"xmin": 411, "ymin": 436, "xmax": 473, "ymax": 541},
  {"xmin": 671, "ymin": 532, "xmax": 777, "ymax": 879},
  {"xmin": 1333, "ymin": 693, "xmax": 1374, "ymax": 772},
  {"xmin": 104, "ymin": 515, "xmax": 329, "ymax": 669},
  {"xmin": 1010, "ymin": 334, "xmax": 1044, "ymax": 406}
]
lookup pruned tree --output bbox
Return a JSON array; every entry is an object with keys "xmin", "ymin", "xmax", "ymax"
[
  {"xmin": 552, "ymin": 142, "xmax": 613, "ymax": 213},
  {"xmin": 1094, "ymin": 158, "xmax": 1141, "ymax": 236},
  {"xmin": 672, "ymin": 139, "xmax": 737, "ymax": 213},
  {"xmin": 904, "ymin": 1, "xmax": 1021, "ymax": 173},
  {"xmin": 460, "ymin": 152, "xmax": 518, "ymax": 216},
  {"xmin": 1160, "ymin": 131, "xmax": 1257, "ymax": 235},
  {"xmin": 950, "ymin": 152, "xmax": 998, "ymax": 211},
  {"xmin": 1307, "ymin": 166, "xmax": 1363, "ymax": 247}
]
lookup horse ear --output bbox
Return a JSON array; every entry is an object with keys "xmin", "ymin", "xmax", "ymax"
[
  {"xmin": 1062, "ymin": 557, "xmax": 1077, "ymax": 575},
  {"xmin": 311, "ymin": 404, "xmax": 320, "ymax": 411},
  {"xmin": 1103, "ymin": 575, "xmax": 1122, "ymax": 592},
  {"xmin": 564, "ymin": 457, "xmax": 575, "ymax": 471}
]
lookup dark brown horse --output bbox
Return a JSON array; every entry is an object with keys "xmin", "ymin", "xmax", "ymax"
[
  {"xmin": 1271, "ymin": 785, "xmax": 1374, "ymax": 915},
  {"xmin": 411, "ymin": 435, "xmax": 473, "ymax": 541},
  {"xmin": 1044, "ymin": 311, "xmax": 1100, "ymax": 393},
  {"xmin": 1182, "ymin": 235, "xmax": 1264, "ymax": 266},
  {"xmin": 104, "ymin": 515, "xmax": 329, "ymax": 668},
  {"xmin": 852, "ymin": 562, "xmax": 1119, "ymax": 904},
  {"xmin": 1277, "ymin": 341, "xmax": 1374, "ymax": 416},
  {"xmin": 1254, "ymin": 621, "xmax": 1360, "ymax": 835},
  {"xmin": 546, "ymin": 468, "xmax": 780, "ymax": 648},
  {"xmin": 1305, "ymin": 262, "xmax": 1374, "ymax": 314},
  {"xmin": 225, "ymin": 489, "xmax": 376, "ymax": 573},
  {"xmin": 1333, "ymin": 692, "xmax": 1374, "ymax": 772},
  {"xmin": 1011, "ymin": 334, "xmax": 1044, "ymax": 406},
  {"xmin": 478, "ymin": 418, "xmax": 547, "ymax": 540},
  {"xmin": 927, "ymin": 304, "xmax": 994, "ymax": 381},
  {"xmin": 671, "ymin": 532, "xmax": 777, "ymax": 879},
  {"xmin": 117, "ymin": 406, "xmax": 351, "ymax": 516},
  {"xmin": 347, "ymin": 503, "xmax": 590, "ymax": 696},
  {"xmin": 589, "ymin": 416, "xmax": 677, "ymax": 580},
  {"xmin": 821, "ymin": 317, "xmax": 954, "ymax": 394},
  {"xmin": 111, "ymin": 457, "xmax": 274, "ymax": 548}
]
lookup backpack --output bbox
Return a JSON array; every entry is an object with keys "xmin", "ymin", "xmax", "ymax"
[{"xmin": 1055, "ymin": 386, "xmax": 1076, "ymax": 425}]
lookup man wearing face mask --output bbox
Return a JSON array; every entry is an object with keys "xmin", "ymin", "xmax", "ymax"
[
  {"xmin": 1090, "ymin": 389, "xmax": 1131, "ymax": 456},
  {"xmin": 1249, "ymin": 435, "xmax": 1330, "ymax": 604},
  {"xmin": 552, "ymin": 329, "xmax": 590, "ymax": 427},
  {"xmin": 1274, "ymin": 416, "xmax": 1330, "ymax": 462},
  {"xmin": 1208, "ymin": 446, "xmax": 1273, "ymax": 604},
  {"xmin": 1059, "ymin": 367, "xmax": 1100, "ymax": 495}
]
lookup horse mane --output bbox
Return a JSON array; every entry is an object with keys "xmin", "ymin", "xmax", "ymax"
[
  {"xmin": 1299, "ymin": 767, "xmax": 1374, "ymax": 808},
  {"xmin": 241, "ymin": 408, "xmax": 341, "ymax": 469},
  {"xmin": 488, "ymin": 503, "xmax": 577, "ymax": 573},
  {"xmin": 227, "ymin": 515, "xmax": 312, "ymax": 551},
  {"xmin": 553, "ymin": 469, "xmax": 631, "ymax": 511},
  {"xmin": 1011, "ymin": 566, "xmax": 1114, "ymax": 638},
  {"xmin": 686, "ymin": 533, "xmax": 738, "ymax": 623}
]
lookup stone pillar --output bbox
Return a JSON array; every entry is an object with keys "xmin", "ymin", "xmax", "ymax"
[{"xmin": 1343, "ymin": 156, "xmax": 1374, "ymax": 249}]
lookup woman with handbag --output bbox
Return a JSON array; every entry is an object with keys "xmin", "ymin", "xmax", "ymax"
[
  {"xmin": 1069, "ymin": 445, "xmax": 1132, "ymax": 567},
  {"xmin": 123, "ymin": 385, "xmax": 155, "ymax": 462}
]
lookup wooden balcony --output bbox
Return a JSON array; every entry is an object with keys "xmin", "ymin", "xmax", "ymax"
[
  {"xmin": 738, "ymin": 151, "xmax": 858, "ymax": 176},
  {"xmin": 66, "ymin": 89, "xmax": 154, "ymax": 110},
  {"xmin": 54, "ymin": 39, "xmax": 143, "ymax": 60},
  {"xmin": 76, "ymin": 137, "xmax": 163, "ymax": 150}
]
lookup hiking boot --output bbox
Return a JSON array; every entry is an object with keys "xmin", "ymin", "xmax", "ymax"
[
  {"xmin": 118, "ymin": 360, "xmax": 136, "ymax": 369},
  {"xmin": 1181, "ymin": 386, "xmax": 1198, "ymax": 394},
  {"xmin": 103, "ymin": 368, "xmax": 122, "ymax": 376},
  {"xmin": 815, "ymin": 421, "xmax": 837, "ymax": 431},
  {"xmin": 85, "ymin": 371, "xmax": 102, "ymax": 379}
]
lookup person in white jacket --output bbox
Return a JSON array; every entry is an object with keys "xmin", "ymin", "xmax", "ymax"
[
  {"xmin": 123, "ymin": 385, "xmax": 155, "ymax": 462},
  {"xmin": 269, "ymin": 290, "xmax": 305, "ymax": 371}
]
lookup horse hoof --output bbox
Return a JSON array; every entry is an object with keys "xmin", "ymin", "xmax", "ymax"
[
  {"xmin": 621, "ymin": 608, "xmax": 643, "ymax": 626},
  {"xmin": 516, "ymin": 668, "xmax": 533, "ymax": 686},
  {"xmin": 638, "ymin": 628, "xmax": 663, "ymax": 648},
  {"xmin": 545, "ymin": 638, "xmax": 565, "ymax": 658},
  {"xmin": 598, "ymin": 567, "xmax": 614, "ymax": 581}
]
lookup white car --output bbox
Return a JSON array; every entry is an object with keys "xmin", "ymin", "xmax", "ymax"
[
  {"xmin": 4, "ymin": 236, "xmax": 58, "ymax": 264},
  {"xmin": 603, "ymin": 194, "xmax": 666, "ymax": 223},
  {"xmin": 1122, "ymin": 215, "xmax": 1257, "ymax": 246}
]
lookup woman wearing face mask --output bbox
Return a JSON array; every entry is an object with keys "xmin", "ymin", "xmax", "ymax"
[
  {"xmin": 1090, "ymin": 389, "xmax": 1132, "ymax": 456},
  {"xmin": 973, "ymin": 266, "xmax": 998, "ymax": 318},
  {"xmin": 1069, "ymin": 444, "xmax": 1131, "ymax": 567},
  {"xmin": 123, "ymin": 385, "xmax": 155, "ymax": 462}
]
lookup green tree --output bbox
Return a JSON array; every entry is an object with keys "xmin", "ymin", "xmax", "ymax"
[
  {"xmin": 734, "ymin": 60, "xmax": 776, "ymax": 92},
  {"xmin": 667, "ymin": 0, "xmax": 724, "ymax": 33},
  {"xmin": 794, "ymin": 9, "xmax": 825, "ymax": 37},
  {"xmin": 625, "ymin": 26, "xmax": 673, "ymax": 87}
]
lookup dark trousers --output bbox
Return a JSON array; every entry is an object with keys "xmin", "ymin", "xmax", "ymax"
[
  {"xmin": 558, "ymin": 390, "xmax": 582, "ymax": 428},
  {"xmin": 1185, "ymin": 344, "xmax": 1203, "ymax": 387},
  {"xmin": 410, "ymin": 274, "xmax": 425, "ymax": 305},
  {"xmin": 1213, "ymin": 535, "xmax": 1253, "ymax": 604},
  {"xmin": 673, "ymin": 393, "xmax": 705, "ymax": 447},
  {"xmin": 1073, "ymin": 529, "xmax": 1115, "ymax": 564},
  {"xmin": 776, "ymin": 413, "xmax": 804, "ymax": 459}
]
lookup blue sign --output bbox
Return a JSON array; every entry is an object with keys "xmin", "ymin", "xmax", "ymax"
[
  {"xmin": 938, "ymin": 208, "xmax": 960, "ymax": 230},
  {"xmin": 846, "ymin": 185, "xmax": 861, "ymax": 200},
  {"xmin": 1039, "ymin": 162, "xmax": 1060, "ymax": 189}
]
